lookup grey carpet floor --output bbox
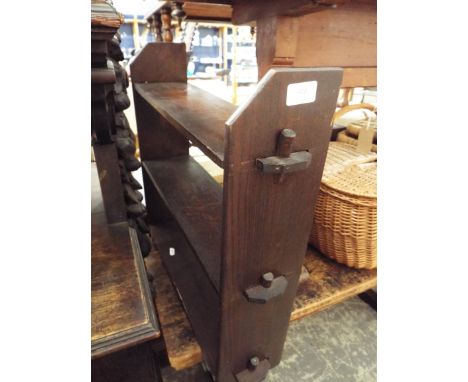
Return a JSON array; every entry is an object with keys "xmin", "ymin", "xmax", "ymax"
[{"xmin": 161, "ymin": 297, "xmax": 376, "ymax": 382}]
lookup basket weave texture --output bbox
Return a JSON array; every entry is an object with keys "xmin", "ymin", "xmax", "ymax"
[
  {"xmin": 310, "ymin": 142, "xmax": 377, "ymax": 269},
  {"xmin": 337, "ymin": 119, "xmax": 378, "ymax": 153}
]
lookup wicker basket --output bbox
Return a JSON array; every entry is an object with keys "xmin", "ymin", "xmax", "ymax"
[
  {"xmin": 310, "ymin": 142, "xmax": 377, "ymax": 269},
  {"xmin": 337, "ymin": 130, "xmax": 378, "ymax": 153},
  {"xmin": 334, "ymin": 103, "xmax": 377, "ymax": 153}
]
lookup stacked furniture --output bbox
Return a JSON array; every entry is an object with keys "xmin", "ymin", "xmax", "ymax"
[
  {"xmin": 144, "ymin": 0, "xmax": 376, "ymax": 88},
  {"xmin": 131, "ymin": 42, "xmax": 343, "ymax": 382},
  {"xmin": 91, "ymin": 0, "xmax": 377, "ymax": 380},
  {"xmin": 91, "ymin": 1, "xmax": 150, "ymax": 254}
]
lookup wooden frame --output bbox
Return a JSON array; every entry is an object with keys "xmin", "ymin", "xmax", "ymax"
[
  {"xmin": 255, "ymin": 0, "xmax": 377, "ymax": 87},
  {"xmin": 131, "ymin": 43, "xmax": 342, "ymax": 382}
]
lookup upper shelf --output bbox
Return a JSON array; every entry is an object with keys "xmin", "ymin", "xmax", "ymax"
[{"xmin": 134, "ymin": 82, "xmax": 235, "ymax": 168}]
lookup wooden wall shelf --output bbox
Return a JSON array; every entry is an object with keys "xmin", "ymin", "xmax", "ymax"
[{"xmin": 131, "ymin": 42, "xmax": 342, "ymax": 382}]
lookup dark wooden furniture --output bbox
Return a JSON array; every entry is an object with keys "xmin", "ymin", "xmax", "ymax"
[
  {"xmin": 91, "ymin": 2, "xmax": 161, "ymax": 381},
  {"xmin": 144, "ymin": 0, "xmax": 376, "ymax": 88},
  {"xmin": 91, "ymin": 164, "xmax": 161, "ymax": 381},
  {"xmin": 131, "ymin": 42, "xmax": 342, "ymax": 381},
  {"xmin": 91, "ymin": 0, "xmax": 151, "ymax": 258},
  {"xmin": 91, "ymin": 0, "xmax": 127, "ymax": 224},
  {"xmin": 146, "ymin": 247, "xmax": 376, "ymax": 371},
  {"xmin": 254, "ymin": 0, "xmax": 376, "ymax": 87}
]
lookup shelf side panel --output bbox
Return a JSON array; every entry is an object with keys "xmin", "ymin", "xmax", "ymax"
[{"xmin": 219, "ymin": 67, "xmax": 343, "ymax": 381}]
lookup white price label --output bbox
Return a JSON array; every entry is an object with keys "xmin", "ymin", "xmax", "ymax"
[{"xmin": 286, "ymin": 81, "xmax": 318, "ymax": 106}]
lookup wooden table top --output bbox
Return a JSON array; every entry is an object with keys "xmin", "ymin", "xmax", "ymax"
[{"xmin": 91, "ymin": 164, "xmax": 160, "ymax": 359}]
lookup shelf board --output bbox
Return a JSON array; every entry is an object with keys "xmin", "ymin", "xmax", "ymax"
[
  {"xmin": 145, "ymin": 247, "xmax": 376, "ymax": 370},
  {"xmin": 150, "ymin": 223, "xmax": 220, "ymax": 370},
  {"xmin": 143, "ymin": 156, "xmax": 223, "ymax": 291},
  {"xmin": 134, "ymin": 82, "xmax": 235, "ymax": 167}
]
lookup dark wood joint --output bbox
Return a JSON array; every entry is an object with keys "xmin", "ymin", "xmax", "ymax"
[
  {"xmin": 256, "ymin": 151, "xmax": 311, "ymax": 175},
  {"xmin": 256, "ymin": 129, "xmax": 311, "ymax": 179},
  {"xmin": 235, "ymin": 357, "xmax": 271, "ymax": 382},
  {"xmin": 244, "ymin": 273, "xmax": 288, "ymax": 304}
]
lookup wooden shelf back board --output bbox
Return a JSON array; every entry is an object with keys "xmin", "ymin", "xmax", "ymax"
[{"xmin": 135, "ymin": 83, "xmax": 235, "ymax": 167}]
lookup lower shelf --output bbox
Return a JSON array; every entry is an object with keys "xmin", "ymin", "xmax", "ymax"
[{"xmin": 145, "ymin": 246, "xmax": 376, "ymax": 371}]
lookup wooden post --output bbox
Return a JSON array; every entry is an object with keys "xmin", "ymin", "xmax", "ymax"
[
  {"xmin": 154, "ymin": 12, "xmax": 163, "ymax": 42},
  {"xmin": 160, "ymin": 6, "xmax": 173, "ymax": 43}
]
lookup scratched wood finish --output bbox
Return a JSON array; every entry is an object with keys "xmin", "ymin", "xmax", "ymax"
[
  {"xmin": 146, "ymin": 247, "xmax": 375, "ymax": 371},
  {"xmin": 91, "ymin": 164, "xmax": 160, "ymax": 359},
  {"xmin": 134, "ymin": 82, "xmax": 235, "ymax": 167},
  {"xmin": 145, "ymin": 251, "xmax": 203, "ymax": 370},
  {"xmin": 291, "ymin": 246, "xmax": 377, "ymax": 320}
]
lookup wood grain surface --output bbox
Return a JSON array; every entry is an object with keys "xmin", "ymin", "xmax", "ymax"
[
  {"xmin": 232, "ymin": 0, "xmax": 350, "ymax": 25},
  {"xmin": 184, "ymin": 2, "xmax": 233, "ymax": 21},
  {"xmin": 130, "ymin": 42, "xmax": 371, "ymax": 381},
  {"xmin": 91, "ymin": 165, "xmax": 160, "ymax": 359},
  {"xmin": 130, "ymin": 43, "xmax": 187, "ymax": 84},
  {"xmin": 146, "ymin": 252, "xmax": 203, "ymax": 371},
  {"xmin": 218, "ymin": 68, "xmax": 342, "ymax": 381},
  {"xmin": 145, "ymin": 246, "xmax": 376, "ymax": 371},
  {"xmin": 143, "ymin": 156, "xmax": 223, "ymax": 290},
  {"xmin": 291, "ymin": 247, "xmax": 376, "ymax": 321},
  {"xmin": 134, "ymin": 82, "xmax": 235, "ymax": 167},
  {"xmin": 255, "ymin": 0, "xmax": 377, "ymax": 87}
]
